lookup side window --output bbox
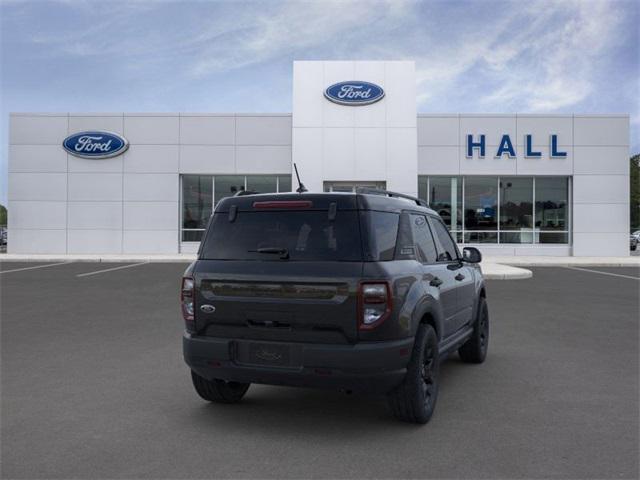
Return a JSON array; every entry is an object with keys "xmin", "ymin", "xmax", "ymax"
[
  {"xmin": 409, "ymin": 214, "xmax": 437, "ymax": 263},
  {"xmin": 428, "ymin": 217, "xmax": 459, "ymax": 262}
]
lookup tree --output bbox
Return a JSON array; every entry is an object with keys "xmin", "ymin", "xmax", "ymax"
[
  {"xmin": 0, "ymin": 204, "xmax": 6, "ymax": 226},
  {"xmin": 631, "ymin": 154, "xmax": 639, "ymax": 231}
]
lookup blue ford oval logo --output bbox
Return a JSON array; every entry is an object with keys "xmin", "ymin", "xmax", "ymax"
[
  {"xmin": 62, "ymin": 131, "xmax": 129, "ymax": 159},
  {"xmin": 324, "ymin": 81, "xmax": 385, "ymax": 106}
]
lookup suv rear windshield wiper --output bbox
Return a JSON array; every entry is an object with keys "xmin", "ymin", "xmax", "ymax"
[{"xmin": 248, "ymin": 247, "xmax": 290, "ymax": 260}]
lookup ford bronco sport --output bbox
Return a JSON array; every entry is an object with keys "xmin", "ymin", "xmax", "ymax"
[{"xmin": 182, "ymin": 189, "xmax": 488, "ymax": 424}]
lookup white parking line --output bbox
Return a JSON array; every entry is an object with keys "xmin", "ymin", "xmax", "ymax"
[
  {"xmin": 566, "ymin": 266, "xmax": 640, "ymax": 281},
  {"xmin": 0, "ymin": 262, "xmax": 73, "ymax": 274},
  {"xmin": 76, "ymin": 262, "xmax": 148, "ymax": 278}
]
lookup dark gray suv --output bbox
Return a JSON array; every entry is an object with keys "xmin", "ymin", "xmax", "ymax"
[{"xmin": 182, "ymin": 190, "xmax": 488, "ymax": 424}]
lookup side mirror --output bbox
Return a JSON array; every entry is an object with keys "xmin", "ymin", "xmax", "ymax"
[{"xmin": 462, "ymin": 247, "xmax": 482, "ymax": 264}]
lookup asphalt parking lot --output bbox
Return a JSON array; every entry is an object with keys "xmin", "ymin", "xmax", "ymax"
[{"xmin": 1, "ymin": 262, "xmax": 638, "ymax": 479}]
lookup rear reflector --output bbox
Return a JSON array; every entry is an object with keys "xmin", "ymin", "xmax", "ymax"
[{"xmin": 253, "ymin": 200, "xmax": 313, "ymax": 209}]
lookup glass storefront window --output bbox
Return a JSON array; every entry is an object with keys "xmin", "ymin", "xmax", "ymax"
[
  {"xmin": 278, "ymin": 175, "xmax": 292, "ymax": 192},
  {"xmin": 464, "ymin": 177, "xmax": 498, "ymax": 231},
  {"xmin": 214, "ymin": 175, "xmax": 245, "ymax": 205},
  {"xmin": 428, "ymin": 177, "xmax": 462, "ymax": 231},
  {"xmin": 499, "ymin": 177, "xmax": 533, "ymax": 244},
  {"xmin": 419, "ymin": 175, "xmax": 570, "ymax": 245},
  {"xmin": 246, "ymin": 176, "xmax": 277, "ymax": 195},
  {"xmin": 182, "ymin": 174, "xmax": 294, "ymax": 243},
  {"xmin": 535, "ymin": 177, "xmax": 568, "ymax": 231},
  {"xmin": 182, "ymin": 175, "xmax": 212, "ymax": 242}
]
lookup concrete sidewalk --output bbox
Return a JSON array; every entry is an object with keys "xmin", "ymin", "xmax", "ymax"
[
  {"xmin": 0, "ymin": 253, "xmax": 533, "ymax": 280},
  {"xmin": 485, "ymin": 255, "xmax": 640, "ymax": 267}
]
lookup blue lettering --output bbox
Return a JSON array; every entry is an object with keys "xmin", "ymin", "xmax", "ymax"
[
  {"xmin": 550, "ymin": 135, "xmax": 567, "ymax": 158},
  {"xmin": 466, "ymin": 134, "xmax": 485, "ymax": 158},
  {"xmin": 525, "ymin": 134, "xmax": 542, "ymax": 158},
  {"xmin": 495, "ymin": 134, "xmax": 516, "ymax": 158}
]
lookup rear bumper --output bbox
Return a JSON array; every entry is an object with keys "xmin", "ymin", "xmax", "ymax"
[{"xmin": 183, "ymin": 333, "xmax": 414, "ymax": 393}]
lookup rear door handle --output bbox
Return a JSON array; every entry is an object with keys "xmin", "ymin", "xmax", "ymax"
[
  {"xmin": 429, "ymin": 277, "xmax": 443, "ymax": 287},
  {"xmin": 455, "ymin": 273, "xmax": 465, "ymax": 281}
]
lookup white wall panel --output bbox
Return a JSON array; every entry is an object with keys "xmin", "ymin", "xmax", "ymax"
[
  {"xmin": 355, "ymin": 129, "xmax": 386, "ymax": 179},
  {"xmin": 236, "ymin": 116, "xmax": 291, "ymax": 145},
  {"xmin": 236, "ymin": 146, "xmax": 291, "ymax": 173},
  {"xmin": 292, "ymin": 61, "xmax": 324, "ymax": 127},
  {"xmin": 573, "ymin": 175, "xmax": 629, "ymax": 204},
  {"xmin": 515, "ymin": 115, "xmax": 572, "ymax": 146},
  {"xmin": 8, "ymin": 201, "xmax": 66, "ymax": 229},
  {"xmin": 323, "ymin": 128, "xmax": 355, "ymax": 179},
  {"xmin": 386, "ymin": 128, "xmax": 417, "ymax": 195},
  {"xmin": 354, "ymin": 62, "xmax": 386, "ymax": 128},
  {"xmin": 573, "ymin": 204, "xmax": 627, "ymax": 233},
  {"xmin": 385, "ymin": 62, "xmax": 416, "ymax": 128},
  {"xmin": 68, "ymin": 173, "xmax": 122, "ymax": 202},
  {"xmin": 418, "ymin": 146, "xmax": 459, "ymax": 175},
  {"xmin": 10, "ymin": 115, "xmax": 68, "ymax": 145},
  {"xmin": 68, "ymin": 202, "xmax": 122, "ymax": 229},
  {"xmin": 574, "ymin": 116, "xmax": 629, "ymax": 146},
  {"xmin": 460, "ymin": 156, "xmax": 517, "ymax": 175},
  {"xmin": 460, "ymin": 115, "xmax": 516, "ymax": 146},
  {"xmin": 9, "ymin": 145, "xmax": 67, "ymax": 173},
  {"xmin": 123, "ymin": 230, "xmax": 178, "ymax": 254},
  {"xmin": 8, "ymin": 229, "xmax": 67, "ymax": 254},
  {"xmin": 417, "ymin": 116, "xmax": 458, "ymax": 146},
  {"xmin": 179, "ymin": 116, "xmax": 235, "ymax": 145},
  {"xmin": 123, "ymin": 174, "xmax": 178, "ymax": 202},
  {"xmin": 573, "ymin": 146, "xmax": 628, "ymax": 175},
  {"xmin": 68, "ymin": 115, "xmax": 123, "ymax": 135},
  {"xmin": 291, "ymin": 128, "xmax": 323, "ymax": 192},
  {"xmin": 9, "ymin": 173, "xmax": 67, "ymax": 201},
  {"xmin": 67, "ymin": 230, "xmax": 122, "ymax": 254},
  {"xmin": 516, "ymin": 147, "xmax": 573, "ymax": 175},
  {"xmin": 124, "ymin": 202, "xmax": 178, "ymax": 230},
  {"xmin": 124, "ymin": 115, "xmax": 179, "ymax": 144},
  {"xmin": 573, "ymin": 233, "xmax": 627, "ymax": 256},
  {"xmin": 322, "ymin": 61, "xmax": 356, "ymax": 128},
  {"xmin": 124, "ymin": 145, "xmax": 179, "ymax": 173},
  {"xmin": 68, "ymin": 155, "xmax": 123, "ymax": 173},
  {"xmin": 179, "ymin": 146, "xmax": 235, "ymax": 173}
]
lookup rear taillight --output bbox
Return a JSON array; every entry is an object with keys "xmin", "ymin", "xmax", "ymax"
[
  {"xmin": 358, "ymin": 282, "xmax": 392, "ymax": 330},
  {"xmin": 181, "ymin": 276, "xmax": 195, "ymax": 331}
]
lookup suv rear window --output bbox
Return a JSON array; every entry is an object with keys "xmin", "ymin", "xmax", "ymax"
[{"xmin": 200, "ymin": 211, "xmax": 363, "ymax": 261}]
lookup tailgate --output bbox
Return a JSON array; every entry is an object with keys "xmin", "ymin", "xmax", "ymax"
[{"xmin": 193, "ymin": 260, "xmax": 362, "ymax": 344}]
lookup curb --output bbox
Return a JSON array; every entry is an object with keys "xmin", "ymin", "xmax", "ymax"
[{"xmin": 481, "ymin": 263, "xmax": 533, "ymax": 280}]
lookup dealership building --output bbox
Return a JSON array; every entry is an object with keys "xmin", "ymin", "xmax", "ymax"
[{"xmin": 7, "ymin": 61, "xmax": 631, "ymax": 256}]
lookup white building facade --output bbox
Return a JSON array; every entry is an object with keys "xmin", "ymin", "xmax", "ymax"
[{"xmin": 7, "ymin": 61, "xmax": 630, "ymax": 256}]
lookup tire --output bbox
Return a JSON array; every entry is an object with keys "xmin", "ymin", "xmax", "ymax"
[
  {"xmin": 387, "ymin": 324, "xmax": 440, "ymax": 424},
  {"xmin": 191, "ymin": 371, "xmax": 250, "ymax": 404},
  {"xmin": 631, "ymin": 245, "xmax": 637, "ymax": 251},
  {"xmin": 458, "ymin": 297, "xmax": 489, "ymax": 364}
]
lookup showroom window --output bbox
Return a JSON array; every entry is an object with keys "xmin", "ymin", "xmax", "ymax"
[
  {"xmin": 418, "ymin": 176, "xmax": 570, "ymax": 245},
  {"xmin": 181, "ymin": 175, "xmax": 292, "ymax": 242}
]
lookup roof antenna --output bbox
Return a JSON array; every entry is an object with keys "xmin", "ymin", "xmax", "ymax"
[{"xmin": 293, "ymin": 163, "xmax": 308, "ymax": 193}]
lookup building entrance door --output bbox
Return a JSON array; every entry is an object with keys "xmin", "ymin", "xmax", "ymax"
[{"xmin": 323, "ymin": 181, "xmax": 386, "ymax": 193}]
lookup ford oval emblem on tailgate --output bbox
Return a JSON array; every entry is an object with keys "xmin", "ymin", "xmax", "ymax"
[{"xmin": 200, "ymin": 304, "xmax": 216, "ymax": 313}]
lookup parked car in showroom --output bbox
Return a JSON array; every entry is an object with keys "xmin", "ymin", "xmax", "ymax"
[
  {"xmin": 181, "ymin": 188, "xmax": 488, "ymax": 424},
  {"xmin": 630, "ymin": 234, "xmax": 638, "ymax": 251}
]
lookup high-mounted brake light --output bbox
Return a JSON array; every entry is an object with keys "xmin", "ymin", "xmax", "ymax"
[
  {"xmin": 357, "ymin": 282, "xmax": 392, "ymax": 330},
  {"xmin": 253, "ymin": 200, "xmax": 313, "ymax": 209},
  {"xmin": 181, "ymin": 276, "xmax": 195, "ymax": 331}
]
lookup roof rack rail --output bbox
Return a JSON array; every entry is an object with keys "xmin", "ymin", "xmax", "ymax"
[{"xmin": 355, "ymin": 187, "xmax": 429, "ymax": 208}]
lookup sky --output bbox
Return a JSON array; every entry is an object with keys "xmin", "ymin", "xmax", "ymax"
[{"xmin": 1, "ymin": 0, "xmax": 638, "ymax": 205}]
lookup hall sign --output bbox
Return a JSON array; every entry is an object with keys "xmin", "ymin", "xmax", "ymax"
[
  {"xmin": 466, "ymin": 134, "xmax": 567, "ymax": 159},
  {"xmin": 62, "ymin": 131, "xmax": 129, "ymax": 159},
  {"xmin": 324, "ymin": 81, "xmax": 385, "ymax": 106}
]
